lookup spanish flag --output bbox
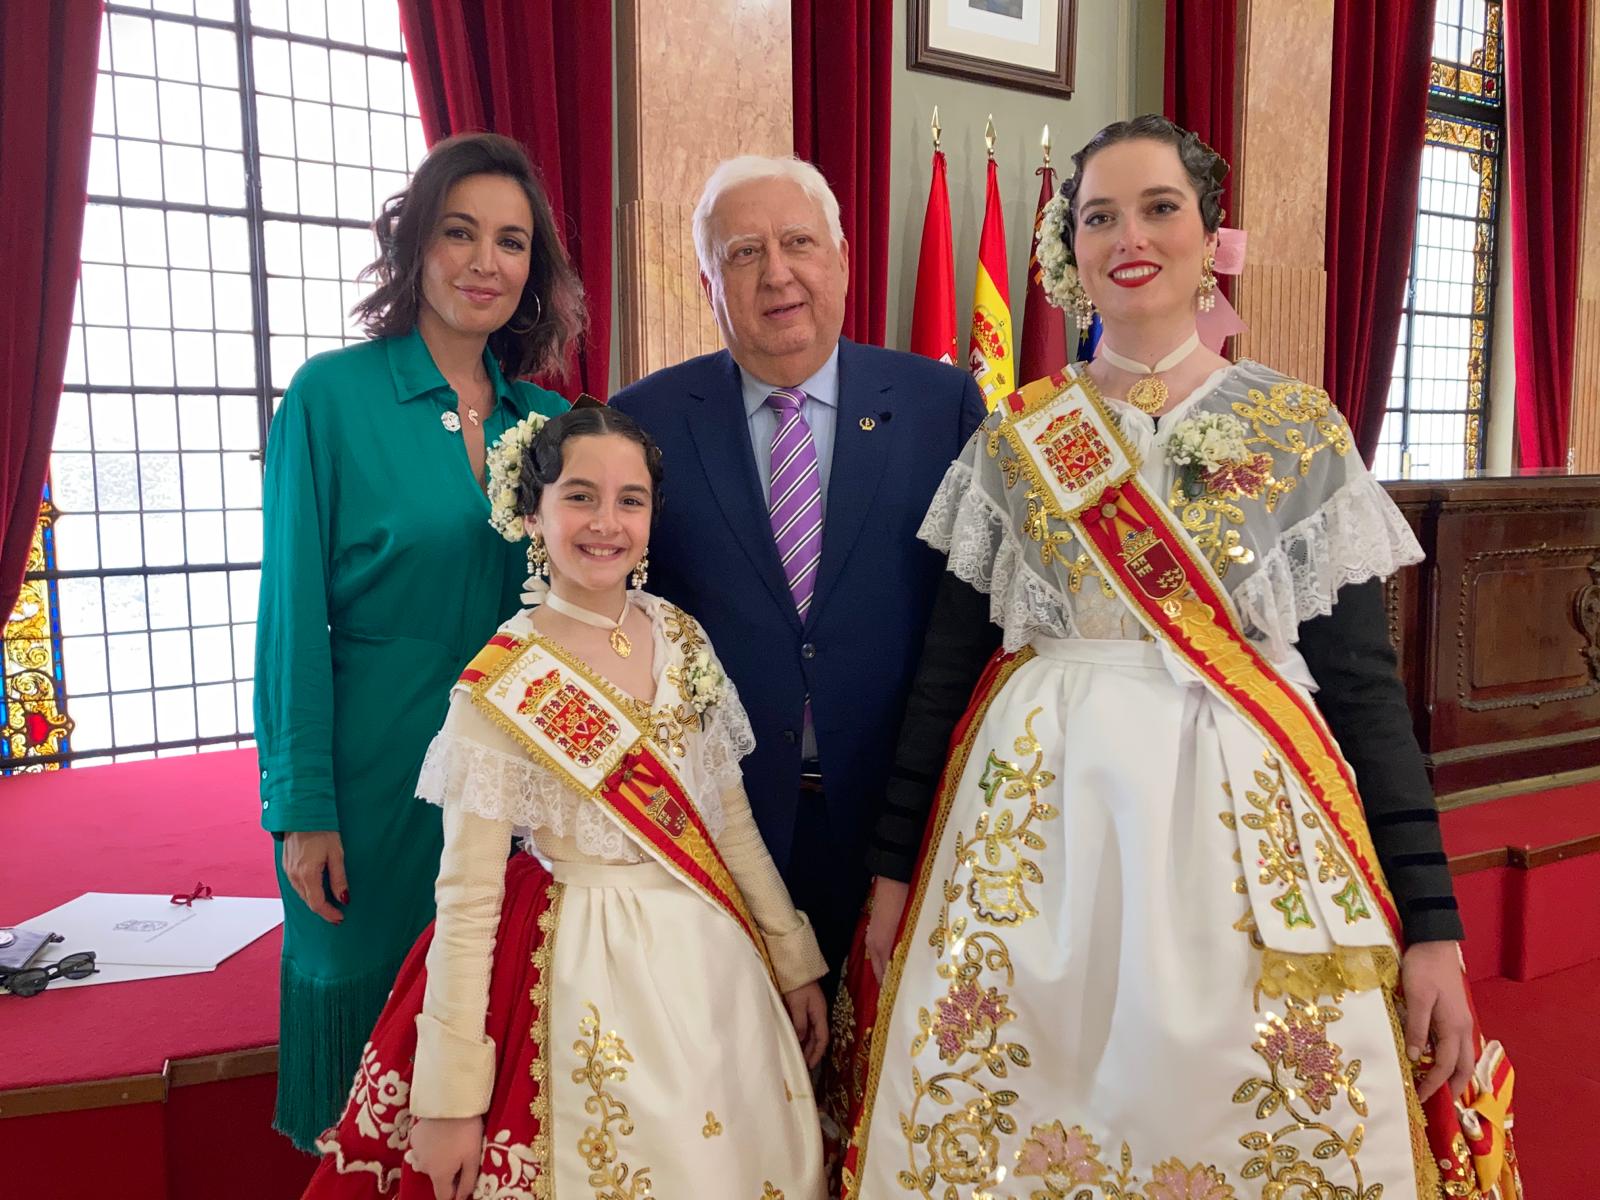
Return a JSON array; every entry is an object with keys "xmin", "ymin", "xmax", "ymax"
[
  {"xmin": 909, "ymin": 148, "xmax": 958, "ymax": 364},
  {"xmin": 968, "ymin": 156, "xmax": 1013, "ymax": 407}
]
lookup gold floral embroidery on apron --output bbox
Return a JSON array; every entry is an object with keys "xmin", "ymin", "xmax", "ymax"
[
  {"xmin": 1221, "ymin": 754, "xmax": 1316, "ymax": 931},
  {"xmin": 1014, "ymin": 1132, "xmax": 1238, "ymax": 1200},
  {"xmin": 899, "ymin": 708, "xmax": 1060, "ymax": 1195},
  {"xmin": 953, "ymin": 707, "xmax": 1058, "ymax": 925},
  {"xmin": 572, "ymin": 1001, "xmax": 651, "ymax": 1200},
  {"xmin": 701, "ymin": 1111, "xmax": 723, "ymax": 1138}
]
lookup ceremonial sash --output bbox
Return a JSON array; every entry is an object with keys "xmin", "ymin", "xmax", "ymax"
[
  {"xmin": 993, "ymin": 372, "xmax": 1402, "ymax": 937},
  {"xmin": 457, "ymin": 631, "xmax": 777, "ymax": 986}
]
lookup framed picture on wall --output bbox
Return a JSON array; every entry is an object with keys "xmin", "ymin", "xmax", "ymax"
[{"xmin": 908, "ymin": 0, "xmax": 1078, "ymax": 99}]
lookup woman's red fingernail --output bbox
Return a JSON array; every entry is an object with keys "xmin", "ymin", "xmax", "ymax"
[{"xmin": 339, "ymin": 889, "xmax": 350, "ymax": 904}]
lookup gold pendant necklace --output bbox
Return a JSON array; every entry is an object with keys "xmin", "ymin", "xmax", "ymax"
[
  {"xmin": 1097, "ymin": 331, "xmax": 1202, "ymax": 415},
  {"xmin": 543, "ymin": 591, "xmax": 633, "ymax": 658}
]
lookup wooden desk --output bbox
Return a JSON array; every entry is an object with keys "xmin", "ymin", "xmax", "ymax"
[{"xmin": 1386, "ymin": 474, "xmax": 1600, "ymax": 800}]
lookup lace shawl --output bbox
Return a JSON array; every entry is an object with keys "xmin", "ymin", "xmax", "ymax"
[
  {"xmin": 921, "ymin": 359, "xmax": 1423, "ymax": 660},
  {"xmin": 415, "ymin": 598, "xmax": 755, "ymax": 855}
]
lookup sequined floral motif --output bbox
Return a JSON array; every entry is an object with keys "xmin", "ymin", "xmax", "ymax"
[
  {"xmin": 1220, "ymin": 754, "xmax": 1315, "ymax": 931},
  {"xmin": 955, "ymin": 707, "xmax": 1058, "ymax": 924},
  {"xmin": 930, "ymin": 981, "xmax": 1015, "ymax": 1064},
  {"xmin": 1168, "ymin": 380, "xmax": 1353, "ymax": 577},
  {"xmin": 1234, "ymin": 993, "xmax": 1371, "ymax": 1197},
  {"xmin": 899, "ymin": 708, "xmax": 1059, "ymax": 1196},
  {"xmin": 702, "ymin": 1111, "xmax": 723, "ymax": 1138},
  {"xmin": 572, "ymin": 1003, "xmax": 652, "ymax": 1200},
  {"xmin": 1014, "ymin": 1126, "xmax": 1238, "ymax": 1200},
  {"xmin": 761, "ymin": 1184, "xmax": 785, "ymax": 1200}
]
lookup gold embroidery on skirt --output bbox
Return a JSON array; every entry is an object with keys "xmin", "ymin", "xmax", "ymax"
[
  {"xmin": 572, "ymin": 1000, "xmax": 652, "ymax": 1200},
  {"xmin": 1013, "ymin": 1134, "xmax": 1238, "ymax": 1200},
  {"xmin": 521, "ymin": 886, "xmax": 564, "ymax": 1200},
  {"xmin": 701, "ymin": 1111, "xmax": 723, "ymax": 1138},
  {"xmin": 899, "ymin": 707, "xmax": 1059, "ymax": 1195}
]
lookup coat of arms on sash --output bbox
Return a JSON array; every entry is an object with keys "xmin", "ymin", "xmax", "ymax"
[
  {"xmin": 1034, "ymin": 408, "xmax": 1113, "ymax": 492},
  {"xmin": 644, "ymin": 785, "xmax": 689, "ymax": 837},
  {"xmin": 519, "ymin": 672, "xmax": 622, "ymax": 767},
  {"xmin": 1119, "ymin": 527, "xmax": 1188, "ymax": 601}
]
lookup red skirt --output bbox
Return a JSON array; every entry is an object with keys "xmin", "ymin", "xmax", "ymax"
[{"xmin": 302, "ymin": 854, "xmax": 557, "ymax": 1198}]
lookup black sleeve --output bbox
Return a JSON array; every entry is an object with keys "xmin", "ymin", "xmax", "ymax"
[
  {"xmin": 867, "ymin": 573, "xmax": 1003, "ymax": 882},
  {"xmin": 1295, "ymin": 577, "xmax": 1464, "ymax": 944}
]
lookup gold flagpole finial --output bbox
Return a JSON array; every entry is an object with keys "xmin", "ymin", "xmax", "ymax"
[
  {"xmin": 932, "ymin": 105, "xmax": 941, "ymax": 152},
  {"xmin": 1041, "ymin": 124, "xmax": 1051, "ymax": 167},
  {"xmin": 985, "ymin": 114, "xmax": 996, "ymax": 158}
]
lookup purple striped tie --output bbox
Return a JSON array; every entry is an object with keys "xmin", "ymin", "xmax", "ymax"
[{"xmin": 766, "ymin": 387, "xmax": 822, "ymax": 619}]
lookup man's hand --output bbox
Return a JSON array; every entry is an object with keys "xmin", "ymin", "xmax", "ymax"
[
  {"xmin": 1401, "ymin": 941, "xmax": 1476, "ymax": 1103},
  {"xmin": 865, "ymin": 877, "xmax": 910, "ymax": 981}
]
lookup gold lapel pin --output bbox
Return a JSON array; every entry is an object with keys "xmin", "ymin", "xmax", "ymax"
[{"xmin": 859, "ymin": 417, "xmax": 876, "ymax": 431}]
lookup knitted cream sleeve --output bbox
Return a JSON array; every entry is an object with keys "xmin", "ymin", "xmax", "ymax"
[
  {"xmin": 411, "ymin": 803, "xmax": 512, "ymax": 1119},
  {"xmin": 716, "ymin": 782, "xmax": 829, "ymax": 992}
]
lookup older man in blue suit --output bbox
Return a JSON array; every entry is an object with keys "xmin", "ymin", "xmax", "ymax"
[{"xmin": 611, "ymin": 156, "xmax": 984, "ymax": 983}]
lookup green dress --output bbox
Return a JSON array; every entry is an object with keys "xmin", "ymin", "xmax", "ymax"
[{"xmin": 255, "ymin": 327, "xmax": 567, "ymax": 1150}]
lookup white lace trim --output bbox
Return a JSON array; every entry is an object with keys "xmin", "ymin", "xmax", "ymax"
[
  {"xmin": 416, "ymin": 727, "xmax": 728, "ymax": 859},
  {"xmin": 700, "ymin": 686, "xmax": 756, "ymax": 793},
  {"xmin": 1231, "ymin": 471, "xmax": 1424, "ymax": 658},
  {"xmin": 920, "ymin": 460, "xmax": 1074, "ymax": 653}
]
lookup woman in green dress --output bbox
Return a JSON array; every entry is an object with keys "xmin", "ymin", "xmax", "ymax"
[{"xmin": 254, "ymin": 132, "xmax": 579, "ymax": 1150}]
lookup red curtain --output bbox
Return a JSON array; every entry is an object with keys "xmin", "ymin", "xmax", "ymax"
[
  {"xmin": 1164, "ymin": 0, "xmax": 1238, "ymax": 227},
  {"xmin": 398, "ymin": 1, "xmax": 612, "ymax": 398},
  {"xmin": 792, "ymin": 0, "xmax": 892, "ymax": 346},
  {"xmin": 1505, "ymin": 0, "xmax": 1590, "ymax": 469},
  {"xmin": 1324, "ymin": 1, "xmax": 1435, "ymax": 462},
  {"xmin": 0, "ymin": 2, "xmax": 102, "ymax": 622}
]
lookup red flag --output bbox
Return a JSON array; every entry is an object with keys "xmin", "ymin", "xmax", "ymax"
[
  {"xmin": 968, "ymin": 157, "xmax": 1013, "ymax": 408},
  {"xmin": 1019, "ymin": 164, "xmax": 1069, "ymax": 384},
  {"xmin": 909, "ymin": 150, "xmax": 958, "ymax": 363}
]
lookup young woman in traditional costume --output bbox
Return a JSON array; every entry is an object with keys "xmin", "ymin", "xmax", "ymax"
[
  {"xmin": 835, "ymin": 117, "xmax": 1520, "ymax": 1200},
  {"xmin": 303, "ymin": 405, "xmax": 830, "ymax": 1200}
]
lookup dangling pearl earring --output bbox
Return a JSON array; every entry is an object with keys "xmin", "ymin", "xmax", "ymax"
[
  {"xmin": 527, "ymin": 533, "xmax": 549, "ymax": 577},
  {"xmin": 630, "ymin": 551, "xmax": 649, "ymax": 590},
  {"xmin": 1197, "ymin": 250, "xmax": 1218, "ymax": 313}
]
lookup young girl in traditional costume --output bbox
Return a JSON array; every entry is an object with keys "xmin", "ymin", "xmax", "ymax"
[
  {"xmin": 304, "ymin": 404, "xmax": 830, "ymax": 1200},
  {"xmin": 836, "ymin": 117, "xmax": 1520, "ymax": 1200}
]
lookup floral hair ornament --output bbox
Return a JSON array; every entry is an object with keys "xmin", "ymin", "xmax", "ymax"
[
  {"xmin": 484, "ymin": 409, "xmax": 552, "ymax": 605},
  {"xmin": 1034, "ymin": 198, "xmax": 1250, "ymax": 353}
]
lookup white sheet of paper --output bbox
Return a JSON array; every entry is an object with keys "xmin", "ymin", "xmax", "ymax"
[{"xmin": 15, "ymin": 893, "xmax": 284, "ymax": 969}]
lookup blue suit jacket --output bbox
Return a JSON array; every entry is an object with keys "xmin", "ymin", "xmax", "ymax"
[{"xmin": 611, "ymin": 339, "xmax": 985, "ymax": 885}]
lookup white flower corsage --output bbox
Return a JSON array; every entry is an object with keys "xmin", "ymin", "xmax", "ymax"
[
  {"xmin": 1166, "ymin": 411, "xmax": 1272, "ymax": 499},
  {"xmin": 485, "ymin": 411, "xmax": 551, "ymax": 542},
  {"xmin": 679, "ymin": 649, "xmax": 728, "ymax": 715}
]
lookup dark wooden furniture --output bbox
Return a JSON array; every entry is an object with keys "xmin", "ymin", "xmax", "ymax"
[{"xmin": 1385, "ymin": 474, "xmax": 1600, "ymax": 801}]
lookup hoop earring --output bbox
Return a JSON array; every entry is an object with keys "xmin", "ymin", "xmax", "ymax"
[
  {"xmin": 1065, "ymin": 267, "xmax": 1096, "ymax": 333},
  {"xmin": 1197, "ymin": 251, "xmax": 1218, "ymax": 313},
  {"xmin": 527, "ymin": 533, "xmax": 549, "ymax": 577},
  {"xmin": 507, "ymin": 292, "xmax": 544, "ymax": 336},
  {"xmin": 629, "ymin": 551, "xmax": 649, "ymax": 591}
]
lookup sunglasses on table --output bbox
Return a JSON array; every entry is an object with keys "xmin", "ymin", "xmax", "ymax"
[{"xmin": 0, "ymin": 951, "xmax": 98, "ymax": 997}]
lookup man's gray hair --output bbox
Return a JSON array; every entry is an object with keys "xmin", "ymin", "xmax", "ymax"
[{"xmin": 692, "ymin": 155, "xmax": 844, "ymax": 276}]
